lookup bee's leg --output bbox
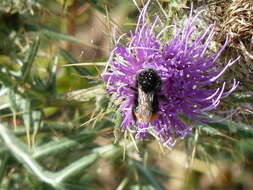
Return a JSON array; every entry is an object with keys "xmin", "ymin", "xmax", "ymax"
[
  {"xmin": 158, "ymin": 94, "xmax": 170, "ymax": 102},
  {"xmin": 132, "ymin": 92, "xmax": 138, "ymax": 122},
  {"xmin": 152, "ymin": 94, "xmax": 160, "ymax": 114},
  {"xmin": 132, "ymin": 109, "xmax": 137, "ymax": 122},
  {"xmin": 130, "ymin": 87, "xmax": 137, "ymax": 91},
  {"xmin": 126, "ymin": 84, "xmax": 137, "ymax": 91},
  {"xmin": 150, "ymin": 113, "xmax": 159, "ymax": 121}
]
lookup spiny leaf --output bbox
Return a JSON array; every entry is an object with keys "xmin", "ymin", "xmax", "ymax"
[
  {"xmin": 116, "ymin": 177, "xmax": 129, "ymax": 190},
  {"xmin": 14, "ymin": 122, "xmax": 73, "ymax": 136},
  {"xmin": 0, "ymin": 154, "xmax": 8, "ymax": 183},
  {"xmin": 42, "ymin": 28, "xmax": 98, "ymax": 49},
  {"xmin": 206, "ymin": 115, "xmax": 253, "ymax": 138},
  {"xmin": 231, "ymin": 95, "xmax": 253, "ymax": 104},
  {"xmin": 0, "ymin": 123, "xmax": 62, "ymax": 189},
  {"xmin": 32, "ymin": 132, "xmax": 96, "ymax": 159},
  {"xmin": 85, "ymin": 0, "xmax": 106, "ymax": 13},
  {"xmin": 21, "ymin": 99, "xmax": 32, "ymax": 148},
  {"xmin": 64, "ymin": 85, "xmax": 105, "ymax": 102},
  {"xmin": 55, "ymin": 153, "xmax": 98, "ymax": 183},
  {"xmin": 42, "ymin": 28, "xmax": 83, "ymax": 44},
  {"xmin": 31, "ymin": 110, "xmax": 42, "ymax": 149},
  {"xmin": 59, "ymin": 48, "xmax": 92, "ymax": 76},
  {"xmin": 8, "ymin": 88, "xmax": 18, "ymax": 112},
  {"xmin": 241, "ymin": 81, "xmax": 253, "ymax": 91},
  {"xmin": 47, "ymin": 56, "xmax": 58, "ymax": 93},
  {"xmin": 0, "ymin": 71, "xmax": 17, "ymax": 87},
  {"xmin": 134, "ymin": 162, "xmax": 166, "ymax": 190},
  {"xmin": 237, "ymin": 139, "xmax": 253, "ymax": 154},
  {"xmin": 196, "ymin": 124, "xmax": 223, "ymax": 136},
  {"xmin": 22, "ymin": 37, "xmax": 40, "ymax": 81},
  {"xmin": 113, "ymin": 111, "xmax": 123, "ymax": 143}
]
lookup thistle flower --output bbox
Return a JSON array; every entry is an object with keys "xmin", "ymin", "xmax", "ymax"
[{"xmin": 103, "ymin": 3, "xmax": 239, "ymax": 146}]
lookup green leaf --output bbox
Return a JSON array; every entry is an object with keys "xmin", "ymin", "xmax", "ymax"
[
  {"xmin": 8, "ymin": 89, "xmax": 18, "ymax": 112},
  {"xmin": 22, "ymin": 37, "xmax": 40, "ymax": 81},
  {"xmin": 63, "ymin": 85, "xmax": 105, "ymax": 102},
  {"xmin": 59, "ymin": 48, "xmax": 92, "ymax": 77},
  {"xmin": 14, "ymin": 122, "xmax": 73, "ymax": 136},
  {"xmin": 113, "ymin": 111, "xmax": 123, "ymax": 142},
  {"xmin": 32, "ymin": 132, "xmax": 95, "ymax": 159},
  {"xmin": 196, "ymin": 124, "xmax": 223, "ymax": 136},
  {"xmin": 241, "ymin": 81, "xmax": 253, "ymax": 91},
  {"xmin": 206, "ymin": 115, "xmax": 253, "ymax": 138},
  {"xmin": 47, "ymin": 56, "xmax": 58, "ymax": 93},
  {"xmin": 0, "ymin": 154, "xmax": 8, "ymax": 183},
  {"xmin": 42, "ymin": 28, "xmax": 82, "ymax": 44},
  {"xmin": 116, "ymin": 177, "xmax": 129, "ymax": 190},
  {"xmin": 134, "ymin": 162, "xmax": 166, "ymax": 190},
  {"xmin": 231, "ymin": 95, "xmax": 253, "ymax": 104},
  {"xmin": 56, "ymin": 153, "xmax": 98, "ymax": 182},
  {"xmin": 237, "ymin": 139, "xmax": 253, "ymax": 154},
  {"xmin": 149, "ymin": 167, "xmax": 170, "ymax": 179},
  {"xmin": 93, "ymin": 144, "xmax": 122, "ymax": 158},
  {"xmin": 0, "ymin": 71, "xmax": 17, "ymax": 87},
  {"xmin": 21, "ymin": 99, "xmax": 32, "ymax": 148},
  {"xmin": 0, "ymin": 123, "xmax": 62, "ymax": 189},
  {"xmin": 42, "ymin": 28, "xmax": 98, "ymax": 49},
  {"xmin": 31, "ymin": 110, "xmax": 42, "ymax": 149},
  {"xmin": 85, "ymin": 0, "xmax": 106, "ymax": 13}
]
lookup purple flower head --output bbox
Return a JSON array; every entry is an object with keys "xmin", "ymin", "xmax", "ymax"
[{"xmin": 103, "ymin": 3, "xmax": 239, "ymax": 146}]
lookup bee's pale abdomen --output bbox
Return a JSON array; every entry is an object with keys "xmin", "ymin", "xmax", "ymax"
[{"xmin": 134, "ymin": 89, "xmax": 154, "ymax": 123}]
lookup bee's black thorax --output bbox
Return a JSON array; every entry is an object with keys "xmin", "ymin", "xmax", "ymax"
[{"xmin": 136, "ymin": 68, "xmax": 161, "ymax": 93}]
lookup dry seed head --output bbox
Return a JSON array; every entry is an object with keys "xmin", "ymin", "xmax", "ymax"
[
  {"xmin": 207, "ymin": 0, "xmax": 253, "ymax": 62},
  {"xmin": 223, "ymin": 0, "xmax": 253, "ymax": 43}
]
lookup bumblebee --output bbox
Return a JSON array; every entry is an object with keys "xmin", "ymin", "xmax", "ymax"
[{"xmin": 132, "ymin": 68, "xmax": 162, "ymax": 123}]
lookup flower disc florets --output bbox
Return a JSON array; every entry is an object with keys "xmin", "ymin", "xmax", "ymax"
[{"xmin": 103, "ymin": 3, "xmax": 239, "ymax": 146}]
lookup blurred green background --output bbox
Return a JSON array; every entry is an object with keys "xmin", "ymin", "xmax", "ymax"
[{"xmin": 0, "ymin": 0, "xmax": 252, "ymax": 189}]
